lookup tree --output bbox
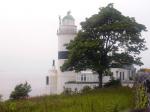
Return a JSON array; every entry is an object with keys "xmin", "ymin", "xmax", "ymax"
[
  {"xmin": 10, "ymin": 82, "xmax": 31, "ymax": 100},
  {"xmin": 0, "ymin": 94, "xmax": 2, "ymax": 101},
  {"xmin": 61, "ymin": 4, "xmax": 147, "ymax": 88}
]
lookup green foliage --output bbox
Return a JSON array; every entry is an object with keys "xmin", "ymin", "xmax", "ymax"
[
  {"xmin": 104, "ymin": 79, "xmax": 121, "ymax": 87},
  {"xmin": 135, "ymin": 84, "xmax": 148, "ymax": 110},
  {"xmin": 0, "ymin": 87, "xmax": 134, "ymax": 112},
  {"xmin": 62, "ymin": 88, "xmax": 72, "ymax": 95},
  {"xmin": 10, "ymin": 82, "xmax": 31, "ymax": 100},
  {"xmin": 81, "ymin": 86, "xmax": 92, "ymax": 93},
  {"xmin": 61, "ymin": 3, "xmax": 147, "ymax": 87},
  {"xmin": 103, "ymin": 69, "xmax": 113, "ymax": 76},
  {"xmin": 112, "ymin": 104, "xmax": 119, "ymax": 112},
  {"xmin": 129, "ymin": 76, "xmax": 133, "ymax": 80},
  {"xmin": 0, "ymin": 94, "xmax": 2, "ymax": 101}
]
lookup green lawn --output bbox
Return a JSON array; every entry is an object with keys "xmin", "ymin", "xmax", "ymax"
[{"xmin": 0, "ymin": 87, "xmax": 134, "ymax": 112}]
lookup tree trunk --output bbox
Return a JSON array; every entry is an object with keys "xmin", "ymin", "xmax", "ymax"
[{"xmin": 97, "ymin": 70, "xmax": 103, "ymax": 88}]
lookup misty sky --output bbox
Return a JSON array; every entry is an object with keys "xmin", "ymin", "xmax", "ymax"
[{"xmin": 0, "ymin": 0, "xmax": 150, "ymax": 99}]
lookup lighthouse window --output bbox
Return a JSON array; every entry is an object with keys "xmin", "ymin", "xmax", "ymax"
[{"xmin": 58, "ymin": 51, "xmax": 68, "ymax": 59}]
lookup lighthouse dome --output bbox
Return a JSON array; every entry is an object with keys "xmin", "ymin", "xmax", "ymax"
[
  {"xmin": 57, "ymin": 11, "xmax": 77, "ymax": 34},
  {"xmin": 62, "ymin": 11, "xmax": 75, "ymax": 25}
]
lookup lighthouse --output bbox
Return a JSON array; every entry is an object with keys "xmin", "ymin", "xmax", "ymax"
[
  {"xmin": 57, "ymin": 11, "xmax": 77, "ymax": 93},
  {"xmin": 57, "ymin": 11, "xmax": 77, "ymax": 61},
  {"xmin": 46, "ymin": 11, "xmax": 136, "ymax": 94}
]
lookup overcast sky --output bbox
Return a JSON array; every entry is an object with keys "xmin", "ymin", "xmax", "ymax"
[{"xmin": 0, "ymin": 0, "xmax": 150, "ymax": 99}]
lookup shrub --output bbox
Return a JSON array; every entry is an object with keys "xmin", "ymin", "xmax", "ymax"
[
  {"xmin": 144, "ymin": 80, "xmax": 150, "ymax": 93},
  {"xmin": 104, "ymin": 79, "xmax": 121, "ymax": 87},
  {"xmin": 62, "ymin": 88, "xmax": 72, "ymax": 95},
  {"xmin": 10, "ymin": 82, "xmax": 31, "ymax": 100},
  {"xmin": 81, "ymin": 86, "xmax": 91, "ymax": 93},
  {"xmin": 135, "ymin": 84, "xmax": 148, "ymax": 110},
  {"xmin": 0, "ymin": 94, "xmax": 2, "ymax": 101}
]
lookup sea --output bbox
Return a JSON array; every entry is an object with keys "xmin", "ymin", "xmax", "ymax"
[{"xmin": 0, "ymin": 71, "xmax": 48, "ymax": 100}]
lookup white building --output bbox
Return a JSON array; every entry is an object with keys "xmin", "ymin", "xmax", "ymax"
[{"xmin": 45, "ymin": 12, "xmax": 135, "ymax": 94}]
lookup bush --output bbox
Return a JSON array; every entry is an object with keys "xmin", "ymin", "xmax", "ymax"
[
  {"xmin": 0, "ymin": 94, "xmax": 2, "ymax": 101},
  {"xmin": 81, "ymin": 86, "xmax": 91, "ymax": 93},
  {"xmin": 10, "ymin": 82, "xmax": 31, "ymax": 100},
  {"xmin": 62, "ymin": 88, "xmax": 72, "ymax": 95},
  {"xmin": 104, "ymin": 79, "xmax": 121, "ymax": 87},
  {"xmin": 144, "ymin": 80, "xmax": 150, "ymax": 93},
  {"xmin": 135, "ymin": 84, "xmax": 148, "ymax": 110}
]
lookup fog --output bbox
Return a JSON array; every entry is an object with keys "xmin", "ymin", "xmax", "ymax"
[{"xmin": 0, "ymin": 0, "xmax": 150, "ymax": 99}]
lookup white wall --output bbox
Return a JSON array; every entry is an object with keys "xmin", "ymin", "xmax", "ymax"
[
  {"xmin": 76, "ymin": 72, "xmax": 99, "ymax": 82},
  {"xmin": 110, "ymin": 68, "xmax": 129, "ymax": 81},
  {"xmin": 57, "ymin": 71, "xmax": 76, "ymax": 94},
  {"xmin": 64, "ymin": 83, "xmax": 99, "ymax": 92},
  {"xmin": 58, "ymin": 34, "xmax": 76, "ymax": 51},
  {"xmin": 45, "ymin": 69, "xmax": 58, "ymax": 95},
  {"xmin": 63, "ymin": 68, "xmax": 134, "ymax": 92}
]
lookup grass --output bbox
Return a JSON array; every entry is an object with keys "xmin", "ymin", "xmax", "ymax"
[{"xmin": 0, "ymin": 87, "xmax": 134, "ymax": 112}]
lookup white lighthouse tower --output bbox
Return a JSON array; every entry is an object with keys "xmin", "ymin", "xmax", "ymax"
[{"xmin": 57, "ymin": 11, "xmax": 77, "ymax": 93}]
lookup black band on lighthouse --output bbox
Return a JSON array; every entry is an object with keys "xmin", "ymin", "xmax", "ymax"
[{"xmin": 58, "ymin": 51, "xmax": 68, "ymax": 59}]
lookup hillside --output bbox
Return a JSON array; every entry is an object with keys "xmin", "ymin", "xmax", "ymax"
[{"xmin": 0, "ymin": 87, "xmax": 134, "ymax": 112}]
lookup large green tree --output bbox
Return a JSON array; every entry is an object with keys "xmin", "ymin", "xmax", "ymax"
[{"xmin": 61, "ymin": 4, "xmax": 147, "ymax": 88}]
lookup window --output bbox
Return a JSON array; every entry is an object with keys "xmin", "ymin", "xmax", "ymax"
[
  {"xmin": 46, "ymin": 76, "xmax": 49, "ymax": 85},
  {"xmin": 81, "ymin": 74, "xmax": 87, "ymax": 82},
  {"xmin": 123, "ymin": 72, "xmax": 124, "ymax": 80},
  {"xmin": 116, "ymin": 71, "xmax": 118, "ymax": 76},
  {"xmin": 120, "ymin": 72, "xmax": 122, "ymax": 80},
  {"xmin": 81, "ymin": 75, "xmax": 83, "ymax": 81},
  {"xmin": 84, "ymin": 75, "xmax": 86, "ymax": 81}
]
